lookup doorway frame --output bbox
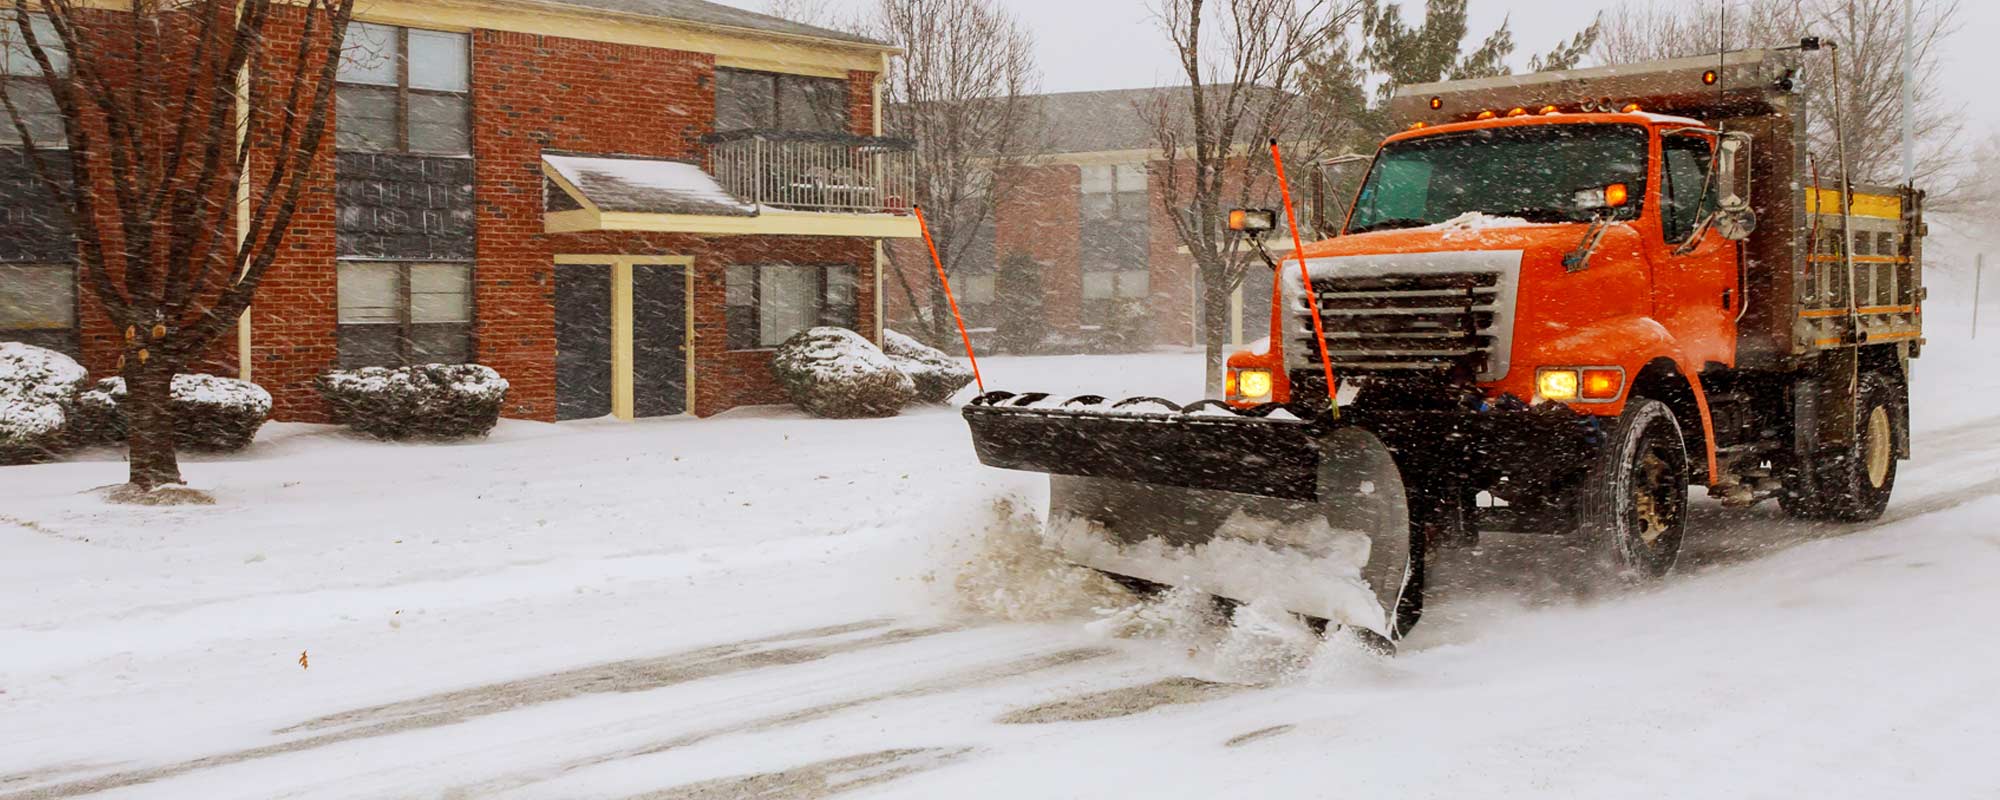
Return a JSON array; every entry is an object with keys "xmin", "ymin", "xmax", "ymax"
[{"xmin": 553, "ymin": 254, "xmax": 695, "ymax": 420}]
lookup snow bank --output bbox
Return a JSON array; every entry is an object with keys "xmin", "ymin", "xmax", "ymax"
[
  {"xmin": 75, "ymin": 373, "xmax": 271, "ymax": 451},
  {"xmin": 317, "ymin": 363, "xmax": 509, "ymax": 440},
  {"xmin": 0, "ymin": 342, "xmax": 88, "ymax": 463},
  {"xmin": 882, "ymin": 329, "xmax": 976, "ymax": 404},
  {"xmin": 770, "ymin": 327, "xmax": 916, "ymax": 418}
]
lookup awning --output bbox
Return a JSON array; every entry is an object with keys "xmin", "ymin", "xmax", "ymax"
[{"xmin": 541, "ymin": 153, "xmax": 919, "ymax": 238}]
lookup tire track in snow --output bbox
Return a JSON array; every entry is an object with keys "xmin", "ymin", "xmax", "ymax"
[
  {"xmin": 994, "ymin": 676, "xmax": 1245, "ymax": 724},
  {"xmin": 619, "ymin": 747, "xmax": 974, "ymax": 800},
  {"xmin": 450, "ymin": 646, "xmax": 1115, "ymax": 798},
  {"xmin": 0, "ymin": 619, "xmax": 950, "ymax": 800}
]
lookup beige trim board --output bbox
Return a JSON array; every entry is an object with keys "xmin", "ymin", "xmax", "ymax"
[
  {"xmin": 548, "ymin": 207, "xmax": 921, "ymax": 238},
  {"xmin": 552, "ymin": 254, "xmax": 696, "ymax": 421},
  {"xmin": 353, "ymin": 0, "xmax": 892, "ymax": 76}
]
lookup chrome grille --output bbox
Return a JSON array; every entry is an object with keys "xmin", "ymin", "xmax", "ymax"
[{"xmin": 1294, "ymin": 271, "xmax": 1505, "ymax": 377}]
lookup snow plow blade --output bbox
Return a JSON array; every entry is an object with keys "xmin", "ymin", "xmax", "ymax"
[
  {"xmin": 962, "ymin": 392, "xmax": 1415, "ymax": 639},
  {"xmin": 961, "ymin": 392, "xmax": 1329, "ymax": 502}
]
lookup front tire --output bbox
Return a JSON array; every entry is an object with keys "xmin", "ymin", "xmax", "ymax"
[{"xmin": 1578, "ymin": 398, "xmax": 1690, "ymax": 580}]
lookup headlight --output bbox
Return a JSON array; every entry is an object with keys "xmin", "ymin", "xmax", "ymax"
[
  {"xmin": 1536, "ymin": 366, "xmax": 1625, "ymax": 403},
  {"xmin": 1536, "ymin": 368, "xmax": 1580, "ymax": 402},
  {"xmin": 1236, "ymin": 369, "xmax": 1273, "ymax": 400}
]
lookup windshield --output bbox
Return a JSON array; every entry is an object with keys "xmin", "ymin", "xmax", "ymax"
[{"xmin": 1345, "ymin": 123, "xmax": 1650, "ymax": 234}]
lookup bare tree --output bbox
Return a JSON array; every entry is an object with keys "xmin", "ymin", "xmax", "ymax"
[
  {"xmin": 1597, "ymin": 0, "xmax": 1963, "ymax": 192},
  {"xmin": 873, "ymin": 0, "xmax": 1040, "ymax": 346},
  {"xmin": 1147, "ymin": 0, "xmax": 1360, "ymax": 389},
  {"xmin": 2, "ymin": 0, "xmax": 355, "ymax": 491}
]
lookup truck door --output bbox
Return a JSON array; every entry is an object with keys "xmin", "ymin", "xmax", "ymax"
[{"xmin": 1648, "ymin": 130, "xmax": 1740, "ymax": 368}]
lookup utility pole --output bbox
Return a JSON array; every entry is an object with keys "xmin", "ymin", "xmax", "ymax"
[
  {"xmin": 1900, "ymin": 0, "xmax": 1916, "ymax": 185},
  {"xmin": 1975, "ymin": 253, "xmax": 1985, "ymax": 339}
]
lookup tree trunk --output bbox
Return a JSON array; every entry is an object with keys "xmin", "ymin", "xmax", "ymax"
[
  {"xmin": 125, "ymin": 363, "xmax": 183, "ymax": 490},
  {"xmin": 1199, "ymin": 265, "xmax": 1233, "ymax": 396}
]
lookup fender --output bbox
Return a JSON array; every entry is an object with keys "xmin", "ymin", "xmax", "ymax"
[{"xmin": 1512, "ymin": 314, "xmax": 1721, "ymax": 479}]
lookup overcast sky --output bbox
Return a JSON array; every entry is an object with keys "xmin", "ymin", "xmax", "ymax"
[{"xmin": 722, "ymin": 0, "xmax": 2000, "ymax": 142}]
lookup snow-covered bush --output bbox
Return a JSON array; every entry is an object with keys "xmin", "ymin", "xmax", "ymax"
[
  {"xmin": 770, "ymin": 327, "xmax": 915, "ymax": 418},
  {"xmin": 882, "ymin": 329, "xmax": 975, "ymax": 404},
  {"xmin": 317, "ymin": 363, "xmax": 509, "ymax": 441},
  {"xmin": 0, "ymin": 342, "xmax": 88, "ymax": 464},
  {"xmin": 74, "ymin": 373, "xmax": 271, "ymax": 452}
]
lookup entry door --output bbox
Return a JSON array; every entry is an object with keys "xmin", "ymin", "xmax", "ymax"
[
  {"xmin": 554, "ymin": 263, "xmax": 613, "ymax": 420},
  {"xmin": 632, "ymin": 263, "xmax": 688, "ymax": 417}
]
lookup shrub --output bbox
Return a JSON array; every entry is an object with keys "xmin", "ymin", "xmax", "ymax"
[
  {"xmin": 0, "ymin": 342, "xmax": 88, "ymax": 464},
  {"xmin": 882, "ymin": 328, "xmax": 976, "ymax": 403},
  {"xmin": 317, "ymin": 363, "xmax": 509, "ymax": 440},
  {"xmin": 770, "ymin": 327, "xmax": 915, "ymax": 418},
  {"xmin": 74, "ymin": 372, "xmax": 272, "ymax": 452}
]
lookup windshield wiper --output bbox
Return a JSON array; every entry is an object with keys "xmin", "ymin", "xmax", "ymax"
[
  {"xmin": 1346, "ymin": 217, "xmax": 1430, "ymax": 234},
  {"xmin": 1489, "ymin": 207, "xmax": 1584, "ymax": 223}
]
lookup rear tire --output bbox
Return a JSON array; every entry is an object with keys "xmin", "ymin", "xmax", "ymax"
[
  {"xmin": 1578, "ymin": 398, "xmax": 1689, "ymax": 580},
  {"xmin": 1780, "ymin": 373, "xmax": 1899, "ymax": 522}
]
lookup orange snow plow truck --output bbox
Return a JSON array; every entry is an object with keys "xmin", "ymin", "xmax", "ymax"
[{"xmin": 962, "ymin": 43, "xmax": 1925, "ymax": 647}]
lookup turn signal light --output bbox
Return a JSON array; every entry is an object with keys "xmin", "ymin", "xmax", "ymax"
[
  {"xmin": 1476, "ymin": 110, "xmax": 1497, "ymax": 120},
  {"xmin": 1702, "ymin": 69, "xmax": 1719, "ymax": 85},
  {"xmin": 1506, "ymin": 106, "xmax": 1528, "ymax": 117},
  {"xmin": 1540, "ymin": 105, "xmax": 1560, "ymax": 115},
  {"xmin": 1429, "ymin": 96, "xmax": 1444, "ymax": 110},
  {"xmin": 1621, "ymin": 102, "xmax": 1643, "ymax": 113},
  {"xmin": 1604, "ymin": 182, "xmax": 1629, "ymax": 208},
  {"xmin": 1581, "ymin": 368, "xmax": 1624, "ymax": 400}
]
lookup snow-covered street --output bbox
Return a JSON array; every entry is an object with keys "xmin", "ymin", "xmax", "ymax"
[{"xmin": 6, "ymin": 292, "xmax": 1999, "ymax": 798}]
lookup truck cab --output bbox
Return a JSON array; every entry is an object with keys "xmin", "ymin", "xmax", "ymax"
[{"xmin": 1226, "ymin": 47, "xmax": 1921, "ymax": 556}]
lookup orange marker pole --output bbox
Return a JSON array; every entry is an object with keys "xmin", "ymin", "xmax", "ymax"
[
  {"xmin": 1269, "ymin": 139, "xmax": 1338, "ymax": 411},
  {"xmin": 913, "ymin": 205, "xmax": 985, "ymax": 394}
]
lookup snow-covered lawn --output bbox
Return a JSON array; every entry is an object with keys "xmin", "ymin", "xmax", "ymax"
[{"xmin": 3, "ymin": 312, "xmax": 1998, "ymax": 798}]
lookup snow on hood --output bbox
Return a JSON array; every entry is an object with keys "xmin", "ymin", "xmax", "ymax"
[{"xmin": 1414, "ymin": 211, "xmax": 1540, "ymax": 233}]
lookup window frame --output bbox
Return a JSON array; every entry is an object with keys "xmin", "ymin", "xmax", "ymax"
[
  {"xmin": 712, "ymin": 67, "xmax": 850, "ymax": 134},
  {"xmin": 336, "ymin": 23, "xmax": 470, "ymax": 155},
  {"xmin": 2, "ymin": 14, "xmax": 68, "ymax": 147},
  {"xmin": 335, "ymin": 260, "xmax": 476, "ymax": 368},
  {"xmin": 724, "ymin": 263, "xmax": 860, "ymax": 351},
  {"xmin": 1660, "ymin": 132, "xmax": 1717, "ymax": 246},
  {"xmin": 0, "ymin": 262, "xmax": 79, "ymax": 355}
]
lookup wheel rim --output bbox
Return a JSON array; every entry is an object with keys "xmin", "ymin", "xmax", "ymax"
[
  {"xmin": 1865, "ymin": 405, "xmax": 1892, "ymax": 489},
  {"xmin": 1634, "ymin": 451, "xmax": 1671, "ymax": 545},
  {"xmin": 1625, "ymin": 430, "xmax": 1684, "ymax": 572}
]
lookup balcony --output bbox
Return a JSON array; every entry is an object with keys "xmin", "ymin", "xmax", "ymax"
[
  {"xmin": 541, "ymin": 132, "xmax": 919, "ymax": 239},
  {"xmin": 703, "ymin": 129, "xmax": 916, "ymax": 215}
]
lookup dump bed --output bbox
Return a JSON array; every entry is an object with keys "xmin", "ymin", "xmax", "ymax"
[{"xmin": 1392, "ymin": 49, "xmax": 1923, "ymax": 368}]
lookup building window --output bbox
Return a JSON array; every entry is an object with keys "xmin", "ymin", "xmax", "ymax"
[
  {"xmin": 714, "ymin": 68, "xmax": 847, "ymax": 134},
  {"xmin": 337, "ymin": 23, "xmax": 469, "ymax": 154},
  {"xmin": 726, "ymin": 263, "xmax": 858, "ymax": 349},
  {"xmin": 336, "ymin": 261, "xmax": 472, "ymax": 367},
  {"xmin": 953, "ymin": 273, "xmax": 996, "ymax": 305},
  {"xmin": 1079, "ymin": 163, "xmax": 1150, "ymax": 325},
  {"xmin": 0, "ymin": 262, "xmax": 75, "ymax": 353},
  {"xmin": 1, "ymin": 15, "xmax": 67, "ymax": 146}
]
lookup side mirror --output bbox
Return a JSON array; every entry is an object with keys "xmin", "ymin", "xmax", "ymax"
[
  {"xmin": 1313, "ymin": 153, "xmax": 1371, "ymax": 238},
  {"xmin": 1713, "ymin": 133, "xmax": 1756, "ymax": 241}
]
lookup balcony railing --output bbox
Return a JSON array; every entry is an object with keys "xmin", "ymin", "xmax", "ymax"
[{"xmin": 704, "ymin": 129, "xmax": 915, "ymax": 215}]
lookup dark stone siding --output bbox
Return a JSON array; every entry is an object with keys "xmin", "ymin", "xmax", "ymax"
[
  {"xmin": 335, "ymin": 153, "xmax": 475, "ymax": 261},
  {"xmin": 0, "ymin": 147, "xmax": 75, "ymax": 264}
]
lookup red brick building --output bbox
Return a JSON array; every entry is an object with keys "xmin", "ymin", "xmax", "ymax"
[
  {"xmin": 0, "ymin": 0, "xmax": 916, "ymax": 421},
  {"xmin": 885, "ymin": 87, "xmax": 1291, "ymax": 353}
]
